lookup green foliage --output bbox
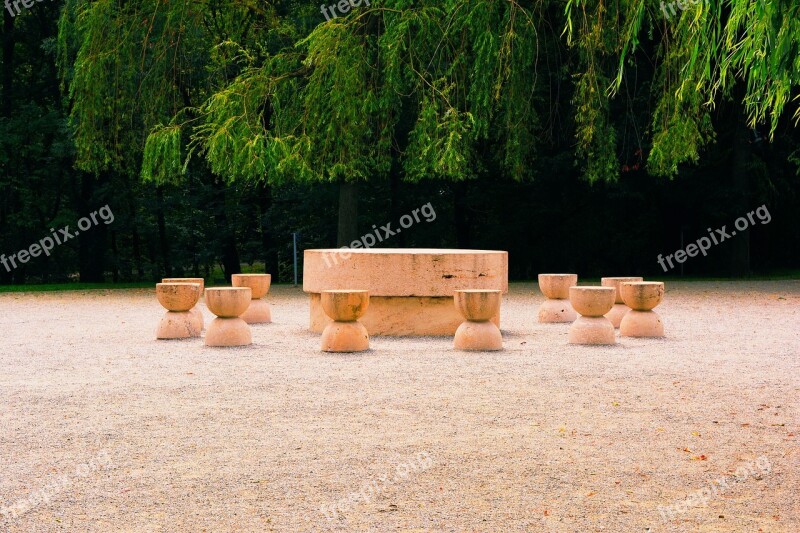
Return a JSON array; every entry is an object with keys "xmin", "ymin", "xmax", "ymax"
[
  {"xmin": 404, "ymin": 94, "xmax": 475, "ymax": 182},
  {"xmin": 5, "ymin": 0, "xmax": 800, "ymax": 284},
  {"xmin": 564, "ymin": 0, "xmax": 621, "ymax": 182},
  {"xmin": 141, "ymin": 125, "xmax": 183, "ymax": 184},
  {"xmin": 566, "ymin": 0, "xmax": 800, "ymax": 178},
  {"xmin": 173, "ymin": 0, "xmax": 540, "ymax": 184},
  {"xmin": 719, "ymin": 0, "xmax": 800, "ymax": 136},
  {"xmin": 56, "ymin": 0, "xmax": 800, "ymax": 186}
]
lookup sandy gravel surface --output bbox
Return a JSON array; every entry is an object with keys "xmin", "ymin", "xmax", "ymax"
[{"xmin": 0, "ymin": 281, "xmax": 798, "ymax": 532}]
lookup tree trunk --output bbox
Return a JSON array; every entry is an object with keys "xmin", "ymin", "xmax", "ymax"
[
  {"xmin": 389, "ymin": 160, "xmax": 407, "ymax": 247},
  {"xmin": 258, "ymin": 182, "xmax": 279, "ymax": 279},
  {"xmin": 110, "ymin": 230, "xmax": 119, "ymax": 282},
  {"xmin": 132, "ymin": 224, "xmax": 144, "ymax": 280},
  {"xmin": 156, "ymin": 186, "xmax": 172, "ymax": 277},
  {"xmin": 728, "ymin": 101, "xmax": 751, "ymax": 276},
  {"xmin": 215, "ymin": 183, "xmax": 241, "ymax": 282},
  {"xmin": 12, "ymin": 264, "xmax": 25, "ymax": 284},
  {"xmin": 0, "ymin": 10, "xmax": 15, "ymax": 285},
  {"xmin": 337, "ymin": 181, "xmax": 359, "ymax": 247},
  {"xmin": 78, "ymin": 174, "xmax": 107, "ymax": 282},
  {"xmin": 2, "ymin": 9, "xmax": 14, "ymax": 118},
  {"xmin": 453, "ymin": 181, "xmax": 471, "ymax": 248},
  {"xmin": 219, "ymin": 219, "xmax": 241, "ymax": 282}
]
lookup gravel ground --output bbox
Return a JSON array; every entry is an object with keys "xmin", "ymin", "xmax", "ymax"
[{"xmin": 0, "ymin": 281, "xmax": 798, "ymax": 533}]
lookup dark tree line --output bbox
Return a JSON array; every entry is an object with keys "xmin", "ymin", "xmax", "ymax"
[{"xmin": 0, "ymin": 1, "xmax": 798, "ymax": 286}]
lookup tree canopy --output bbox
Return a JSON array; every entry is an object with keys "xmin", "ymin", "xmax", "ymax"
[
  {"xmin": 1, "ymin": 0, "xmax": 799, "ymax": 286},
  {"xmin": 58, "ymin": 0, "xmax": 800, "ymax": 186}
]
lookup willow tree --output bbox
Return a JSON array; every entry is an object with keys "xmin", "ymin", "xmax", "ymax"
[
  {"xmin": 565, "ymin": 0, "xmax": 800, "ymax": 180},
  {"xmin": 175, "ymin": 0, "xmax": 545, "ymax": 245},
  {"xmin": 58, "ymin": 0, "xmax": 291, "ymax": 277},
  {"xmin": 66, "ymin": 1, "xmax": 560, "ymax": 246},
  {"xmin": 61, "ymin": 0, "xmax": 800, "ymax": 256},
  {"xmin": 563, "ymin": 0, "xmax": 800, "ymax": 274}
]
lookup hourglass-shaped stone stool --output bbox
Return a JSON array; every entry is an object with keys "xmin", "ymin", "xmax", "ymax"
[
  {"xmin": 205, "ymin": 287, "xmax": 253, "ymax": 347},
  {"xmin": 601, "ymin": 277, "xmax": 643, "ymax": 328},
  {"xmin": 156, "ymin": 283, "xmax": 202, "ymax": 339},
  {"xmin": 163, "ymin": 277, "xmax": 205, "ymax": 331},
  {"xmin": 232, "ymin": 274, "xmax": 272, "ymax": 324},
  {"xmin": 568, "ymin": 286, "xmax": 616, "ymax": 345},
  {"xmin": 320, "ymin": 290, "xmax": 370, "ymax": 352},
  {"xmin": 620, "ymin": 282, "xmax": 665, "ymax": 337},
  {"xmin": 453, "ymin": 290, "xmax": 503, "ymax": 351},
  {"xmin": 538, "ymin": 274, "xmax": 578, "ymax": 323}
]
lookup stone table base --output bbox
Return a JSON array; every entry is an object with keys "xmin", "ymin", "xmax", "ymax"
[{"xmin": 309, "ymin": 294, "xmax": 500, "ymax": 336}]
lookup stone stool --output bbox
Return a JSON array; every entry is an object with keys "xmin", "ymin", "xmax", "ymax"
[
  {"xmin": 205, "ymin": 287, "xmax": 253, "ymax": 347},
  {"xmin": 320, "ymin": 290, "xmax": 370, "ymax": 353},
  {"xmin": 163, "ymin": 277, "xmax": 205, "ymax": 331},
  {"xmin": 538, "ymin": 274, "xmax": 578, "ymax": 323},
  {"xmin": 453, "ymin": 290, "xmax": 503, "ymax": 351},
  {"xmin": 601, "ymin": 277, "xmax": 643, "ymax": 328},
  {"xmin": 568, "ymin": 286, "xmax": 616, "ymax": 345},
  {"xmin": 156, "ymin": 283, "xmax": 202, "ymax": 339},
  {"xmin": 620, "ymin": 282, "xmax": 665, "ymax": 337},
  {"xmin": 232, "ymin": 274, "xmax": 272, "ymax": 324}
]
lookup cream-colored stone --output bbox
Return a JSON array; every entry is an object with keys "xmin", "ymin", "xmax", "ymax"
[
  {"xmin": 537, "ymin": 298, "xmax": 578, "ymax": 323},
  {"xmin": 320, "ymin": 290, "xmax": 370, "ymax": 352},
  {"xmin": 205, "ymin": 317, "xmax": 253, "ymax": 347},
  {"xmin": 205, "ymin": 288, "xmax": 251, "ymax": 318},
  {"xmin": 321, "ymin": 321, "xmax": 370, "ymax": 353},
  {"xmin": 601, "ymin": 277, "xmax": 643, "ymax": 304},
  {"xmin": 538, "ymin": 274, "xmax": 578, "ymax": 323},
  {"xmin": 620, "ymin": 282, "xmax": 664, "ymax": 311},
  {"xmin": 453, "ymin": 290, "xmax": 503, "ymax": 351},
  {"xmin": 569, "ymin": 286, "xmax": 615, "ymax": 317},
  {"xmin": 156, "ymin": 283, "xmax": 200, "ymax": 312},
  {"xmin": 187, "ymin": 308, "xmax": 204, "ymax": 332},
  {"xmin": 304, "ymin": 249, "xmax": 508, "ymax": 296},
  {"xmin": 241, "ymin": 300, "xmax": 271, "ymax": 325},
  {"xmin": 309, "ymin": 294, "xmax": 500, "ymax": 336},
  {"xmin": 162, "ymin": 278, "xmax": 205, "ymax": 294},
  {"xmin": 232, "ymin": 274, "xmax": 271, "ymax": 299},
  {"xmin": 156, "ymin": 311, "xmax": 201, "ymax": 340},
  {"xmin": 568, "ymin": 316, "xmax": 616, "ymax": 345},
  {"xmin": 568, "ymin": 287, "xmax": 617, "ymax": 345},
  {"xmin": 618, "ymin": 283, "xmax": 665, "ymax": 337},
  {"xmin": 601, "ymin": 277, "xmax": 643, "ymax": 328},
  {"xmin": 453, "ymin": 321, "xmax": 503, "ymax": 351},
  {"xmin": 232, "ymin": 274, "xmax": 272, "ymax": 324},
  {"xmin": 204, "ymin": 288, "xmax": 252, "ymax": 347},
  {"xmin": 304, "ymin": 249, "xmax": 508, "ymax": 336},
  {"xmin": 605, "ymin": 303, "xmax": 629, "ymax": 329},
  {"xmin": 620, "ymin": 309, "xmax": 665, "ymax": 337},
  {"xmin": 322, "ymin": 290, "xmax": 369, "ymax": 321},
  {"xmin": 454, "ymin": 289, "xmax": 501, "ymax": 322},
  {"xmin": 161, "ymin": 279, "xmax": 205, "ymax": 330},
  {"xmin": 155, "ymin": 283, "xmax": 202, "ymax": 340},
  {"xmin": 538, "ymin": 274, "xmax": 578, "ymax": 299}
]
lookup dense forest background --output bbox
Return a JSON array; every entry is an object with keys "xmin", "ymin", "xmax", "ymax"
[{"xmin": 1, "ymin": 0, "xmax": 798, "ymax": 285}]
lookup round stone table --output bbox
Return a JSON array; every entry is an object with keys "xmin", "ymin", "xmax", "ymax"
[{"xmin": 303, "ymin": 248, "xmax": 508, "ymax": 336}]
